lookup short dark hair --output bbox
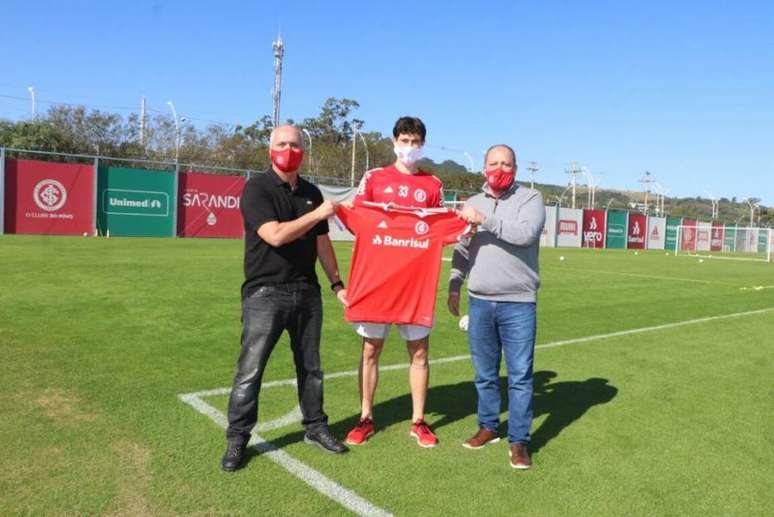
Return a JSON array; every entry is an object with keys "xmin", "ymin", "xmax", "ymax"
[
  {"xmin": 392, "ymin": 116, "xmax": 427, "ymax": 142},
  {"xmin": 484, "ymin": 144, "xmax": 517, "ymax": 165}
]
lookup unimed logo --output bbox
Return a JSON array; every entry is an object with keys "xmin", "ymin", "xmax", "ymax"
[
  {"xmin": 103, "ymin": 189, "xmax": 169, "ymax": 217},
  {"xmin": 609, "ymin": 224, "xmax": 625, "ymax": 235}
]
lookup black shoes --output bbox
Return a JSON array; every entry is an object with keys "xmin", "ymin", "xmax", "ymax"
[
  {"xmin": 221, "ymin": 439, "xmax": 247, "ymax": 472},
  {"xmin": 304, "ymin": 427, "xmax": 349, "ymax": 454},
  {"xmin": 222, "ymin": 428, "xmax": 346, "ymax": 471}
]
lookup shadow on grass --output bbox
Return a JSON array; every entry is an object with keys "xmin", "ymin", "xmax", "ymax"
[
  {"xmin": 247, "ymin": 370, "xmax": 616, "ymax": 463},
  {"xmin": 531, "ymin": 371, "xmax": 617, "ymax": 455}
]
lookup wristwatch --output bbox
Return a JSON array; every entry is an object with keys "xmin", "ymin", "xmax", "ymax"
[{"xmin": 330, "ymin": 280, "xmax": 345, "ymax": 292}]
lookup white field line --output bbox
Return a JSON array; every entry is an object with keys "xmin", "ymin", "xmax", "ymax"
[
  {"xmin": 532, "ymin": 306, "xmax": 773, "ymax": 349},
  {"xmin": 678, "ymin": 252, "xmax": 770, "ymax": 263},
  {"xmin": 179, "ymin": 305, "xmax": 773, "ymax": 515},
  {"xmin": 185, "ymin": 306, "xmax": 774, "ymax": 401},
  {"xmin": 178, "ymin": 393, "xmax": 392, "ymax": 517},
  {"xmin": 557, "ymin": 266, "xmax": 738, "ymax": 286},
  {"xmin": 740, "ymin": 285, "xmax": 774, "ymax": 291}
]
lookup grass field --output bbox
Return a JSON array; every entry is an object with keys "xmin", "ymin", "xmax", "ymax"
[{"xmin": 1, "ymin": 235, "xmax": 772, "ymax": 516}]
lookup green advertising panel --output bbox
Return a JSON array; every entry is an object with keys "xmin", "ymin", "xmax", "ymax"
[
  {"xmin": 758, "ymin": 229, "xmax": 769, "ymax": 253},
  {"xmin": 606, "ymin": 210, "xmax": 628, "ymax": 249},
  {"xmin": 665, "ymin": 216, "xmax": 682, "ymax": 252},
  {"xmin": 724, "ymin": 226, "xmax": 736, "ymax": 252},
  {"xmin": 97, "ymin": 166, "xmax": 176, "ymax": 237}
]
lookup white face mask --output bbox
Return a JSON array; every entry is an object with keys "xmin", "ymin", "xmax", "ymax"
[{"xmin": 394, "ymin": 145, "xmax": 423, "ymax": 166}]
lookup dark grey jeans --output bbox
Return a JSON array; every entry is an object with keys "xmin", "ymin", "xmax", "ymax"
[{"xmin": 226, "ymin": 283, "xmax": 327, "ymax": 442}]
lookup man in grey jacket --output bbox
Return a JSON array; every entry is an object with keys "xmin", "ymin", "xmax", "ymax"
[{"xmin": 448, "ymin": 144, "xmax": 545, "ymax": 469}]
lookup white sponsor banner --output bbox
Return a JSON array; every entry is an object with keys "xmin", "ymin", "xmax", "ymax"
[
  {"xmin": 647, "ymin": 216, "xmax": 666, "ymax": 250},
  {"xmin": 696, "ymin": 221, "xmax": 711, "ymax": 252},
  {"xmin": 319, "ymin": 185, "xmax": 357, "ymax": 241},
  {"xmin": 736, "ymin": 228, "xmax": 757, "ymax": 253},
  {"xmin": 540, "ymin": 205, "xmax": 557, "ymax": 247},
  {"xmin": 556, "ymin": 207, "xmax": 583, "ymax": 248}
]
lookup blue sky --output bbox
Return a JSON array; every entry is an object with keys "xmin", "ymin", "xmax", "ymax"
[{"xmin": 2, "ymin": 1, "xmax": 772, "ymax": 204}]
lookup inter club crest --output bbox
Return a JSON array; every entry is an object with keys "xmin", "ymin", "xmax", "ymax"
[
  {"xmin": 33, "ymin": 179, "xmax": 67, "ymax": 212},
  {"xmin": 414, "ymin": 221, "xmax": 429, "ymax": 235}
]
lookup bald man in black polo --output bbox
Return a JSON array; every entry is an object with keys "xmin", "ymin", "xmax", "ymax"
[{"xmin": 222, "ymin": 125, "xmax": 349, "ymax": 472}]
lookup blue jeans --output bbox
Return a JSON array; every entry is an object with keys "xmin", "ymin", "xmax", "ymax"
[{"xmin": 468, "ymin": 296, "xmax": 536, "ymax": 444}]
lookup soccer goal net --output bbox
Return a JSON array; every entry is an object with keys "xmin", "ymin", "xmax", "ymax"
[{"xmin": 675, "ymin": 225, "xmax": 772, "ymax": 262}]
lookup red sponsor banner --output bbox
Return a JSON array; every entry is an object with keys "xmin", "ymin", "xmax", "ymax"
[
  {"xmin": 582, "ymin": 209, "xmax": 606, "ymax": 248},
  {"xmin": 680, "ymin": 218, "xmax": 697, "ymax": 251},
  {"xmin": 4, "ymin": 158, "xmax": 94, "ymax": 235},
  {"xmin": 558, "ymin": 219, "xmax": 577, "ymax": 235},
  {"xmin": 177, "ymin": 172, "xmax": 245, "ymax": 238},
  {"xmin": 627, "ymin": 213, "xmax": 647, "ymax": 249},
  {"xmin": 710, "ymin": 222, "xmax": 724, "ymax": 252}
]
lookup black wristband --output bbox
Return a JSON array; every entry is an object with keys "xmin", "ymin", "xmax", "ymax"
[{"xmin": 330, "ymin": 280, "xmax": 344, "ymax": 292}]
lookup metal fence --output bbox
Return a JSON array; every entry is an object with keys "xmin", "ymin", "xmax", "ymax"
[{"xmin": 0, "ymin": 146, "xmax": 472, "ymax": 238}]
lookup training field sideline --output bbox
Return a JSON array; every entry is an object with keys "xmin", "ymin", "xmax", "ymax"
[{"xmin": 1, "ymin": 235, "xmax": 772, "ymax": 515}]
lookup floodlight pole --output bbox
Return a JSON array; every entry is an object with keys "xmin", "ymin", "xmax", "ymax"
[
  {"xmin": 746, "ymin": 199, "xmax": 757, "ymax": 228},
  {"xmin": 27, "ymin": 86, "xmax": 36, "ymax": 118},
  {"xmin": 557, "ymin": 185, "xmax": 572, "ymax": 207},
  {"xmin": 704, "ymin": 190, "xmax": 718, "ymax": 219},
  {"xmin": 140, "ymin": 96, "xmax": 147, "ymax": 148},
  {"xmin": 591, "ymin": 174, "xmax": 602, "ymax": 209},
  {"xmin": 350, "ymin": 130, "xmax": 357, "ymax": 187},
  {"xmin": 639, "ymin": 171, "xmax": 656, "ymax": 215},
  {"xmin": 272, "ymin": 33, "xmax": 285, "ymax": 128},
  {"xmin": 302, "ymin": 128, "xmax": 314, "ymax": 175},
  {"xmin": 654, "ymin": 182, "xmax": 669, "ymax": 216},
  {"xmin": 167, "ymin": 101, "xmax": 181, "ymax": 163},
  {"xmin": 527, "ymin": 161, "xmax": 539, "ymax": 190},
  {"xmin": 580, "ymin": 167, "xmax": 595, "ymax": 209},
  {"xmin": 565, "ymin": 162, "xmax": 580, "ymax": 209},
  {"xmin": 357, "ymin": 130, "xmax": 369, "ymax": 172},
  {"xmin": 463, "ymin": 151, "xmax": 474, "ymax": 173},
  {"xmin": 349, "ymin": 129, "xmax": 370, "ymax": 186}
]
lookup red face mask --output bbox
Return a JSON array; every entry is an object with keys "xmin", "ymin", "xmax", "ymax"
[
  {"xmin": 485, "ymin": 168, "xmax": 515, "ymax": 191},
  {"xmin": 271, "ymin": 147, "xmax": 304, "ymax": 173}
]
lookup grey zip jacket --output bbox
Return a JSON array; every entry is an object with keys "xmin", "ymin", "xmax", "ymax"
[{"xmin": 449, "ymin": 183, "xmax": 545, "ymax": 302}]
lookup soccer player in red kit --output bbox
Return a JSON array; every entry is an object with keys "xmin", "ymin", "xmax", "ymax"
[{"xmin": 346, "ymin": 116, "xmax": 445, "ymax": 448}]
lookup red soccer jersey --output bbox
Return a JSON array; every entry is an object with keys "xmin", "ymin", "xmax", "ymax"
[
  {"xmin": 336, "ymin": 203, "xmax": 469, "ymax": 327},
  {"xmin": 354, "ymin": 165, "xmax": 444, "ymax": 208}
]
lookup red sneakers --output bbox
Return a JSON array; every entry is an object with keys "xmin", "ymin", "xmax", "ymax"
[
  {"xmin": 345, "ymin": 418, "xmax": 375, "ymax": 445},
  {"xmin": 410, "ymin": 419, "xmax": 438, "ymax": 448}
]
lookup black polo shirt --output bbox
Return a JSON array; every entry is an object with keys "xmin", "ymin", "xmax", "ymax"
[{"xmin": 240, "ymin": 169, "xmax": 329, "ymax": 299}]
